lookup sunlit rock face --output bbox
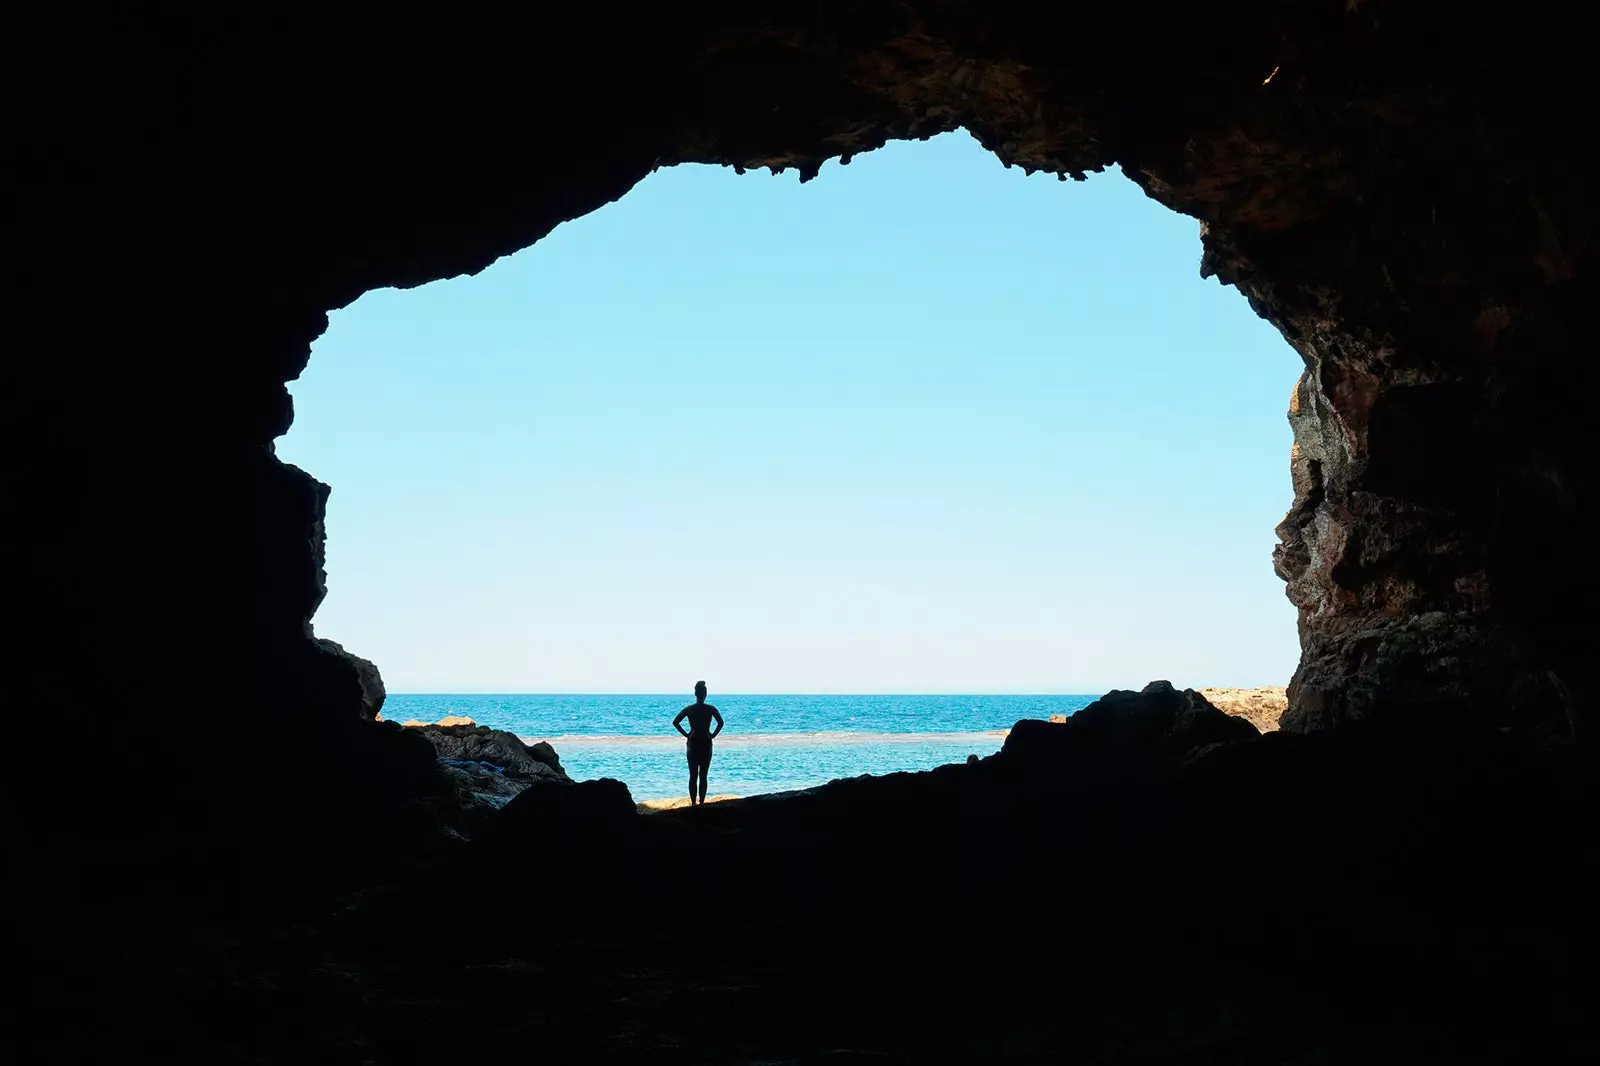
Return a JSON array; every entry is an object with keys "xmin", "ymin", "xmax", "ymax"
[
  {"xmin": 1262, "ymin": 232, "xmax": 1588, "ymax": 737},
  {"xmin": 10, "ymin": 0, "xmax": 1590, "ymax": 810}
]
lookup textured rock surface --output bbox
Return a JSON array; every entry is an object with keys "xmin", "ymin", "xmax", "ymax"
[
  {"xmin": 413, "ymin": 723, "xmax": 569, "ymax": 781},
  {"xmin": 408, "ymin": 724, "xmax": 572, "ymax": 831},
  {"xmin": 438, "ymin": 761, "xmax": 527, "ymax": 818},
  {"xmin": 1198, "ymin": 686, "xmax": 1288, "ymax": 733}
]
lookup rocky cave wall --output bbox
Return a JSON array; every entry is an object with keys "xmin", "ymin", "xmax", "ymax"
[{"xmin": 9, "ymin": 0, "xmax": 1592, "ymax": 838}]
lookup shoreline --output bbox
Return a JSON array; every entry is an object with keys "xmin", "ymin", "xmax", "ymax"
[
  {"xmin": 399, "ymin": 686, "xmax": 1286, "ymax": 806},
  {"xmin": 637, "ymin": 794, "xmax": 742, "ymax": 811}
]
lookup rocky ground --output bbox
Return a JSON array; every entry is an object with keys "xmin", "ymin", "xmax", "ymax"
[
  {"xmin": 1197, "ymin": 686, "xmax": 1288, "ymax": 733},
  {"xmin": 206, "ymin": 682, "xmax": 1597, "ymax": 1064},
  {"xmin": 638, "ymin": 794, "xmax": 741, "ymax": 812}
]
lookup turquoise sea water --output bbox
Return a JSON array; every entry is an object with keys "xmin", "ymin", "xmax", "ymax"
[{"xmin": 384, "ymin": 693, "xmax": 1096, "ymax": 801}]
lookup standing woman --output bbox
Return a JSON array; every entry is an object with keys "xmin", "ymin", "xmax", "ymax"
[{"xmin": 673, "ymin": 681, "xmax": 723, "ymax": 806}]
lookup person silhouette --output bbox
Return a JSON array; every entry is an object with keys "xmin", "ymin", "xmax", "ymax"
[{"xmin": 672, "ymin": 680, "xmax": 723, "ymax": 806}]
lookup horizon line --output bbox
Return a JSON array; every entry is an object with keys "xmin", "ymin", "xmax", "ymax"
[{"xmin": 383, "ymin": 690, "xmax": 1128, "ymax": 698}]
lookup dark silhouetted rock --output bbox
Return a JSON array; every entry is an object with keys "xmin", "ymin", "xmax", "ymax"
[
  {"xmin": 313, "ymin": 638, "xmax": 386, "ymax": 720},
  {"xmin": 1074, "ymin": 680, "xmax": 1261, "ymax": 750},
  {"xmin": 1003, "ymin": 681, "xmax": 1259, "ymax": 770},
  {"xmin": 527, "ymin": 740, "xmax": 563, "ymax": 775},
  {"xmin": 473, "ymin": 777, "xmax": 637, "ymax": 860}
]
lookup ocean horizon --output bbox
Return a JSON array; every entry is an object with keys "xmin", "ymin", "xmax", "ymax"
[{"xmin": 384, "ymin": 692, "xmax": 1099, "ymax": 801}]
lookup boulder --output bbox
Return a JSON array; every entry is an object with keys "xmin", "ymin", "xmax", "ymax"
[
  {"xmin": 403, "ymin": 725, "xmax": 576, "ymax": 837},
  {"xmin": 312, "ymin": 637, "xmax": 386, "ymax": 720},
  {"xmin": 410, "ymin": 723, "xmax": 569, "ymax": 782},
  {"xmin": 440, "ymin": 759, "xmax": 530, "ymax": 819},
  {"xmin": 527, "ymin": 740, "xmax": 563, "ymax": 775},
  {"xmin": 1072, "ymin": 681, "xmax": 1262, "ymax": 751},
  {"xmin": 1003, "ymin": 681, "xmax": 1260, "ymax": 769},
  {"xmin": 474, "ymin": 776, "xmax": 637, "ymax": 855},
  {"xmin": 464, "ymin": 777, "xmax": 641, "ymax": 911}
]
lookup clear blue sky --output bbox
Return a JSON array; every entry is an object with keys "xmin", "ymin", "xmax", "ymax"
[{"xmin": 278, "ymin": 131, "xmax": 1302, "ymax": 694}]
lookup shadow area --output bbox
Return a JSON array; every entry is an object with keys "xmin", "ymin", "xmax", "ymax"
[{"xmin": 219, "ymin": 692, "xmax": 1598, "ymax": 1066}]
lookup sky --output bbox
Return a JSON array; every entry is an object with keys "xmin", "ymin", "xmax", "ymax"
[{"xmin": 278, "ymin": 131, "xmax": 1303, "ymax": 694}]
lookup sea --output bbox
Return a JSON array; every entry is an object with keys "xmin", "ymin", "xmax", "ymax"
[{"xmin": 384, "ymin": 693, "xmax": 1099, "ymax": 801}]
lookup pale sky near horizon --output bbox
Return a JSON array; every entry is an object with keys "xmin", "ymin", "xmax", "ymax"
[{"xmin": 278, "ymin": 131, "xmax": 1303, "ymax": 694}]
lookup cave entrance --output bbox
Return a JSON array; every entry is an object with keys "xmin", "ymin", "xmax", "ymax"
[{"xmin": 277, "ymin": 131, "xmax": 1301, "ymax": 800}]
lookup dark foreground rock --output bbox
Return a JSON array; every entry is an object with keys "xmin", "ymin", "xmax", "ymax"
[
  {"xmin": 1003, "ymin": 680, "xmax": 1260, "ymax": 771},
  {"xmin": 239, "ymin": 720, "xmax": 1595, "ymax": 1066},
  {"xmin": 311, "ymin": 638, "xmax": 389, "ymax": 720},
  {"xmin": 472, "ymin": 776, "xmax": 637, "ymax": 856}
]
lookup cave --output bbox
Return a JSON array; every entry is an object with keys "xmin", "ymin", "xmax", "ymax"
[{"xmin": 11, "ymin": 2, "xmax": 1594, "ymax": 1062}]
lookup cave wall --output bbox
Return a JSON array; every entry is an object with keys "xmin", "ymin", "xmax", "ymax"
[{"xmin": 8, "ymin": 0, "xmax": 1591, "ymax": 855}]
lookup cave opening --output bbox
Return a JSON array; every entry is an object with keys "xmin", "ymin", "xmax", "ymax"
[
  {"xmin": 277, "ymin": 131, "xmax": 1300, "ymax": 799},
  {"xmin": 12, "ymin": 4, "xmax": 1597, "ymax": 1061}
]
